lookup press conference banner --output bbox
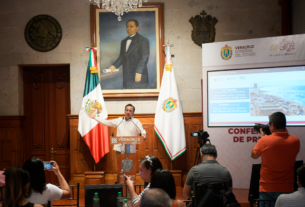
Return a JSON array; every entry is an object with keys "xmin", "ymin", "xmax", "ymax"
[{"xmin": 202, "ymin": 34, "xmax": 305, "ymax": 189}]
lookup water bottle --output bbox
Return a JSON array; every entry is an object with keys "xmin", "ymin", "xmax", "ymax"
[
  {"xmin": 117, "ymin": 192, "xmax": 123, "ymax": 207},
  {"xmin": 127, "ymin": 190, "xmax": 131, "ymax": 201},
  {"xmin": 123, "ymin": 199, "xmax": 128, "ymax": 207},
  {"xmin": 93, "ymin": 192, "xmax": 100, "ymax": 207}
]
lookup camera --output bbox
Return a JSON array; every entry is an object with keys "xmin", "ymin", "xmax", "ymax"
[
  {"xmin": 253, "ymin": 123, "xmax": 271, "ymax": 135},
  {"xmin": 191, "ymin": 130, "xmax": 209, "ymax": 139},
  {"xmin": 191, "ymin": 131, "xmax": 211, "ymax": 165},
  {"xmin": 43, "ymin": 161, "xmax": 54, "ymax": 170},
  {"xmin": 190, "ymin": 131, "xmax": 210, "ymax": 146}
]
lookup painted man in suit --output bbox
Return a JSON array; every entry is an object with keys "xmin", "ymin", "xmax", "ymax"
[{"xmin": 108, "ymin": 19, "xmax": 150, "ymax": 89}]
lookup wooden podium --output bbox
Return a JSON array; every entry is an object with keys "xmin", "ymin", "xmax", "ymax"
[{"xmin": 112, "ymin": 136, "xmax": 144, "ymax": 184}]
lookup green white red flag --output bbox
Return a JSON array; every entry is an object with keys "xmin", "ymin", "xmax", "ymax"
[
  {"xmin": 154, "ymin": 43, "xmax": 186, "ymax": 160},
  {"xmin": 78, "ymin": 46, "xmax": 109, "ymax": 163}
]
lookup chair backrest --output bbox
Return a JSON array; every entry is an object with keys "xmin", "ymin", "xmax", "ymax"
[
  {"xmin": 85, "ymin": 184, "xmax": 123, "ymax": 207},
  {"xmin": 53, "ymin": 182, "xmax": 79, "ymax": 207},
  {"xmin": 248, "ymin": 160, "xmax": 304, "ymax": 204},
  {"xmin": 123, "ymin": 184, "xmax": 144, "ymax": 196},
  {"xmin": 193, "ymin": 182, "xmax": 225, "ymax": 207}
]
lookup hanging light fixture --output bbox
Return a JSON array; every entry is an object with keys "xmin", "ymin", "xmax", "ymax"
[{"xmin": 90, "ymin": 0, "xmax": 148, "ymax": 21}]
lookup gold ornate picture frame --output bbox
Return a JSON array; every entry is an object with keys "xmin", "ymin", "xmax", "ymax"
[{"xmin": 90, "ymin": 3, "xmax": 164, "ymax": 98}]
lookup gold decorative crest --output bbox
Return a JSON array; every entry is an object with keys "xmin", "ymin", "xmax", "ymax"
[
  {"xmin": 165, "ymin": 64, "xmax": 173, "ymax": 71},
  {"xmin": 24, "ymin": 15, "xmax": 62, "ymax": 52},
  {"xmin": 270, "ymin": 43, "xmax": 278, "ymax": 51},
  {"xmin": 90, "ymin": 66, "xmax": 98, "ymax": 73},
  {"xmin": 221, "ymin": 44, "xmax": 232, "ymax": 60}
]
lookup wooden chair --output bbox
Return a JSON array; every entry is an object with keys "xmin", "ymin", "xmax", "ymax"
[
  {"xmin": 0, "ymin": 186, "xmax": 4, "ymax": 202},
  {"xmin": 53, "ymin": 182, "xmax": 79, "ymax": 207}
]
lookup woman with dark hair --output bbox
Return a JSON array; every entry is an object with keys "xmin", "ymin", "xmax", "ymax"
[
  {"xmin": 2, "ymin": 166, "xmax": 43, "ymax": 207},
  {"xmin": 125, "ymin": 155, "xmax": 163, "ymax": 207},
  {"xmin": 150, "ymin": 169, "xmax": 184, "ymax": 207},
  {"xmin": 23, "ymin": 157, "xmax": 71, "ymax": 205}
]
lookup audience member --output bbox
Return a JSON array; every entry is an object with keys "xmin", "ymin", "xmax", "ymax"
[
  {"xmin": 275, "ymin": 164, "xmax": 305, "ymax": 207},
  {"xmin": 251, "ymin": 112, "xmax": 300, "ymax": 207},
  {"xmin": 140, "ymin": 189, "xmax": 171, "ymax": 207},
  {"xmin": 124, "ymin": 155, "xmax": 163, "ymax": 207},
  {"xmin": 23, "ymin": 158, "xmax": 71, "ymax": 205},
  {"xmin": 150, "ymin": 169, "xmax": 184, "ymax": 207},
  {"xmin": 2, "ymin": 166, "xmax": 43, "ymax": 207},
  {"xmin": 183, "ymin": 143, "xmax": 232, "ymax": 198}
]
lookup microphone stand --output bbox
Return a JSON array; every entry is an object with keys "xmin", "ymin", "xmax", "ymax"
[
  {"xmin": 130, "ymin": 117, "xmax": 142, "ymax": 136},
  {"xmin": 112, "ymin": 117, "xmax": 124, "ymax": 137}
]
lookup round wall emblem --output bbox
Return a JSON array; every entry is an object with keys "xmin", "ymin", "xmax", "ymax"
[{"xmin": 24, "ymin": 15, "xmax": 62, "ymax": 52}]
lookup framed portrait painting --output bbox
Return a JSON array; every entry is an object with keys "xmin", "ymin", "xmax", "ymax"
[{"xmin": 90, "ymin": 3, "xmax": 164, "ymax": 98}]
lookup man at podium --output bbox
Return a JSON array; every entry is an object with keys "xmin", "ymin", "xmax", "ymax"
[{"xmin": 87, "ymin": 104, "xmax": 146, "ymax": 153}]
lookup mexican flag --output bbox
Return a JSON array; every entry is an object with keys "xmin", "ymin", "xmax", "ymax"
[
  {"xmin": 78, "ymin": 46, "xmax": 109, "ymax": 163},
  {"xmin": 154, "ymin": 43, "xmax": 186, "ymax": 161}
]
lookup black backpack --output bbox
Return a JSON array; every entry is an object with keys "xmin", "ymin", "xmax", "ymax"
[
  {"xmin": 220, "ymin": 189, "xmax": 240, "ymax": 207},
  {"xmin": 196, "ymin": 183, "xmax": 240, "ymax": 207}
]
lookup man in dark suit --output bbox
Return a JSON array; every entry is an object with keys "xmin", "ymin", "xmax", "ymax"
[{"xmin": 108, "ymin": 19, "xmax": 149, "ymax": 89}]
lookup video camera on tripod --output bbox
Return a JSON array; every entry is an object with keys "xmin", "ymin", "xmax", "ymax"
[
  {"xmin": 190, "ymin": 130, "xmax": 210, "ymax": 147},
  {"xmin": 190, "ymin": 130, "xmax": 210, "ymax": 166}
]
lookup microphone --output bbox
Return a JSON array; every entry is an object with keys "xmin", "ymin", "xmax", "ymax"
[
  {"xmin": 130, "ymin": 117, "xmax": 142, "ymax": 136},
  {"xmin": 112, "ymin": 117, "xmax": 124, "ymax": 137}
]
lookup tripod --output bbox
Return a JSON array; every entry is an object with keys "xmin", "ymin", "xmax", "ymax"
[{"xmin": 193, "ymin": 138, "xmax": 210, "ymax": 166}]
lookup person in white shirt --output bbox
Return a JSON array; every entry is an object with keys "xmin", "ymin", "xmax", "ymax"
[
  {"xmin": 275, "ymin": 164, "xmax": 305, "ymax": 207},
  {"xmin": 87, "ymin": 103, "xmax": 146, "ymax": 153},
  {"xmin": 23, "ymin": 158, "xmax": 71, "ymax": 205}
]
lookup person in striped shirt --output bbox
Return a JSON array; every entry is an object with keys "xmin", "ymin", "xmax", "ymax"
[
  {"xmin": 124, "ymin": 155, "xmax": 163, "ymax": 207},
  {"xmin": 275, "ymin": 164, "xmax": 305, "ymax": 207}
]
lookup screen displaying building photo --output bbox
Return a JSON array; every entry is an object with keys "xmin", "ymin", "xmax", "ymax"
[{"xmin": 207, "ymin": 65, "xmax": 305, "ymax": 127}]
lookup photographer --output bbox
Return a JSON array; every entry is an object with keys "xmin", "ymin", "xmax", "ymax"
[
  {"xmin": 251, "ymin": 112, "xmax": 300, "ymax": 207},
  {"xmin": 23, "ymin": 158, "xmax": 71, "ymax": 205}
]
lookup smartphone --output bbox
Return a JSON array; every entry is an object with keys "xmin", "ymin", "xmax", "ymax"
[
  {"xmin": 121, "ymin": 169, "xmax": 125, "ymax": 175},
  {"xmin": 43, "ymin": 161, "xmax": 54, "ymax": 170}
]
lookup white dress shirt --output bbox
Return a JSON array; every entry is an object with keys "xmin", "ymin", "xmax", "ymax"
[
  {"xmin": 94, "ymin": 116, "xmax": 146, "ymax": 153},
  {"xmin": 126, "ymin": 33, "xmax": 136, "ymax": 52}
]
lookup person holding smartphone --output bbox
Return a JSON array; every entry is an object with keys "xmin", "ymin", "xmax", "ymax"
[{"xmin": 23, "ymin": 157, "xmax": 71, "ymax": 205}]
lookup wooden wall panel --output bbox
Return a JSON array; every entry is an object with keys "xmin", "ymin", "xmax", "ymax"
[
  {"xmin": 68, "ymin": 113, "xmax": 202, "ymax": 186},
  {"xmin": 0, "ymin": 116, "xmax": 26, "ymax": 169}
]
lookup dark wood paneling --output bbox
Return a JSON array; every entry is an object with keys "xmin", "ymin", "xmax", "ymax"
[
  {"xmin": 68, "ymin": 113, "xmax": 202, "ymax": 186},
  {"xmin": 0, "ymin": 116, "xmax": 26, "ymax": 169}
]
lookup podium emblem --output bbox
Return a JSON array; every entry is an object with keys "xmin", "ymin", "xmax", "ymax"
[{"xmin": 121, "ymin": 157, "xmax": 133, "ymax": 172}]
